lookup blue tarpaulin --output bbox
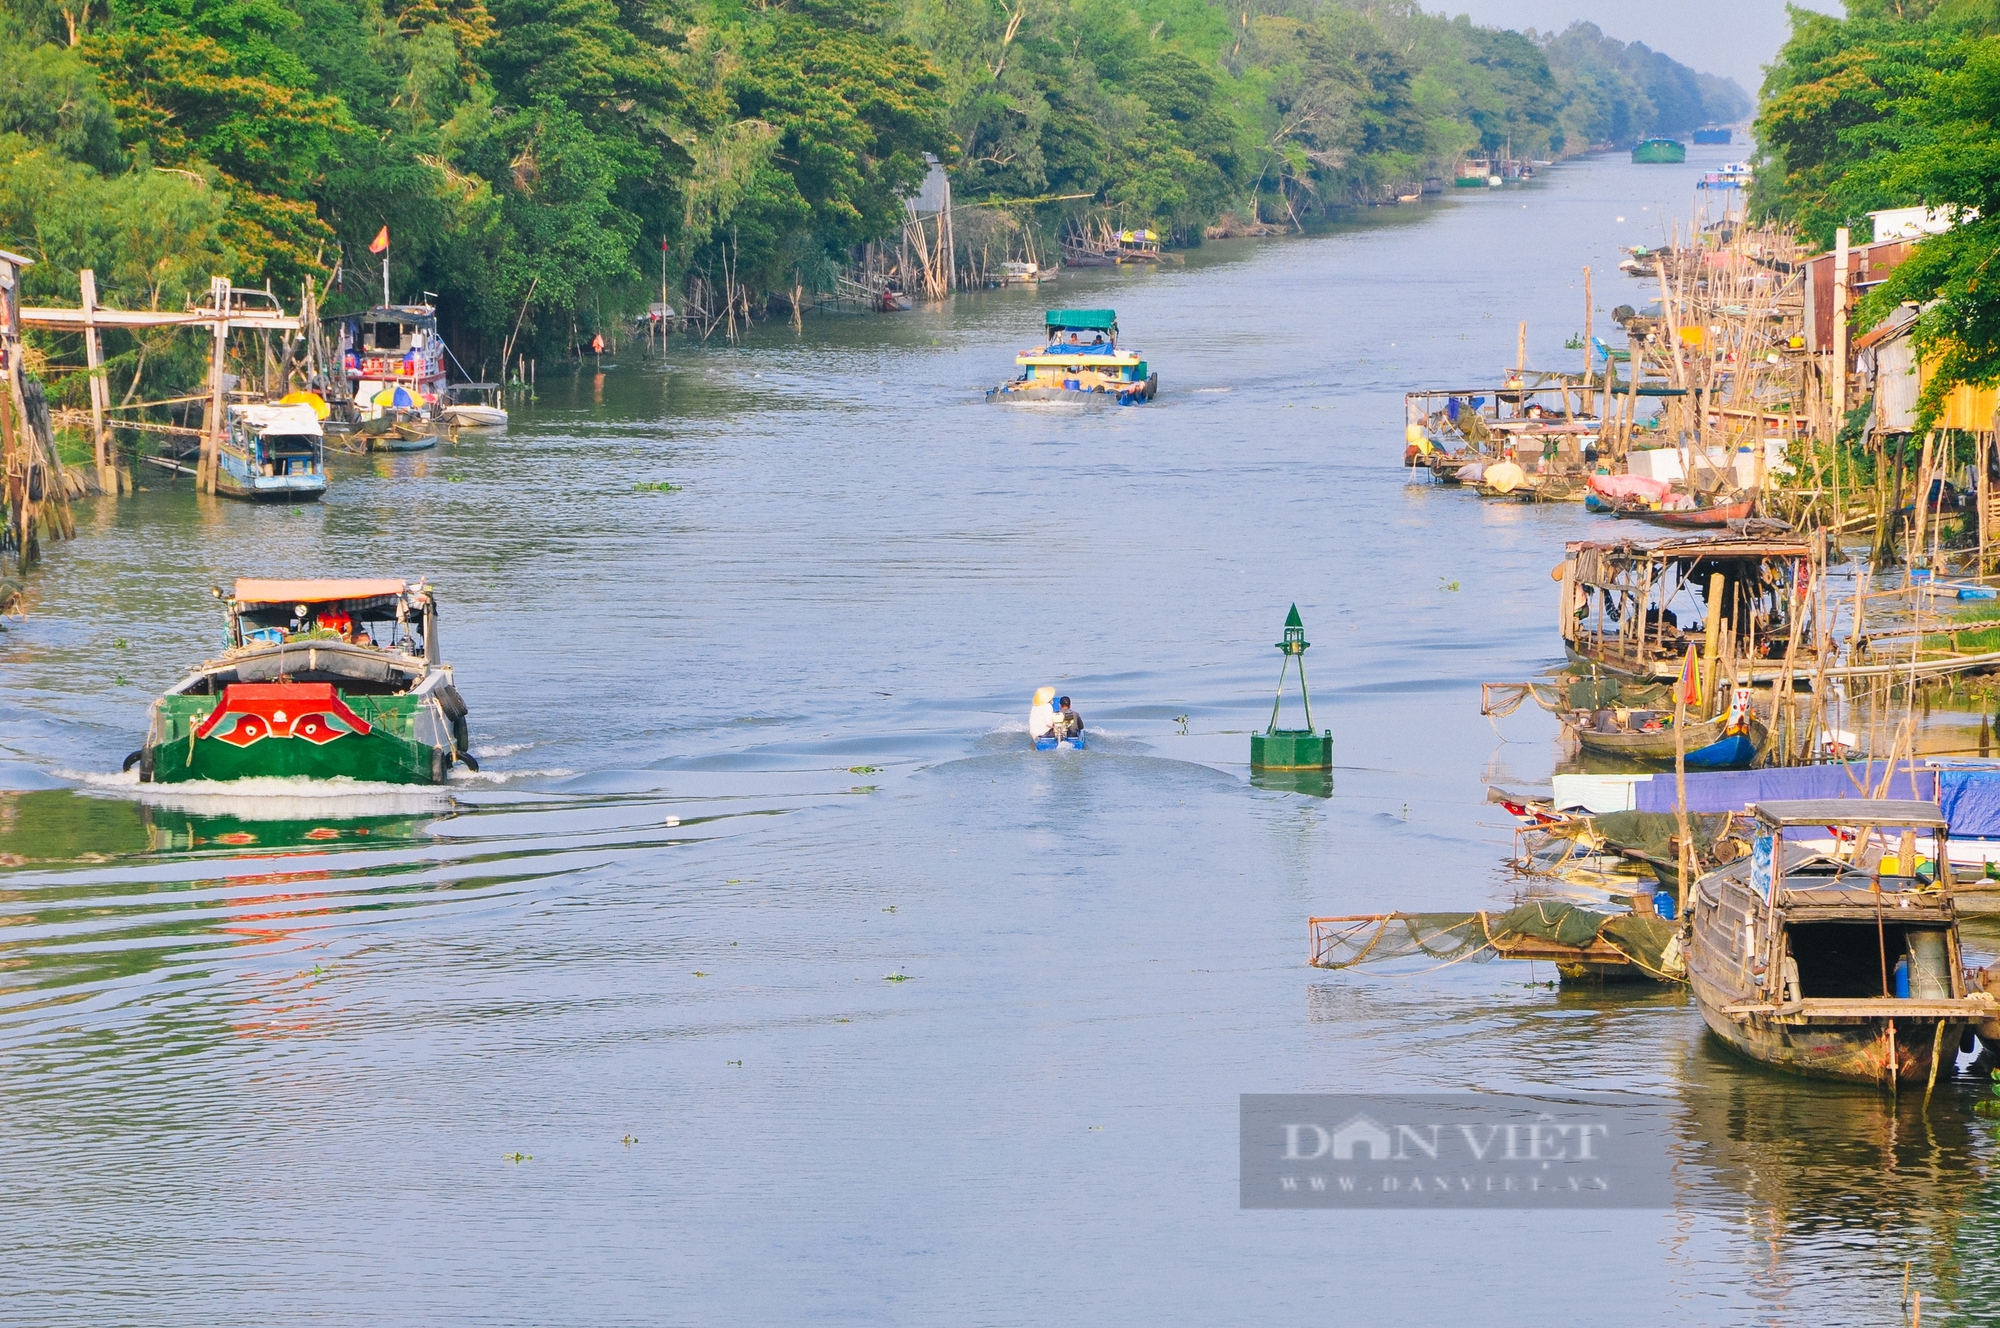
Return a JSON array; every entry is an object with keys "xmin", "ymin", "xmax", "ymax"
[
  {"xmin": 1632, "ymin": 762, "xmax": 1935, "ymax": 814},
  {"xmin": 1940, "ymin": 771, "xmax": 2000, "ymax": 838}
]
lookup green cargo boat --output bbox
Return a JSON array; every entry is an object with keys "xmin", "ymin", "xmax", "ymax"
[
  {"xmin": 130, "ymin": 578, "xmax": 473, "ymax": 785},
  {"xmin": 1631, "ymin": 137, "xmax": 1686, "ymax": 164}
]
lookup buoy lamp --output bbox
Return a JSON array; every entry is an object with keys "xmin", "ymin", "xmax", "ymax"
[{"xmin": 1250, "ymin": 604, "xmax": 1334, "ymax": 771}]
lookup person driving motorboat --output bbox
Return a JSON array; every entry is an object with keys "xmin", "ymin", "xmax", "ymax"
[{"xmin": 1056, "ymin": 696, "xmax": 1083, "ymax": 739}]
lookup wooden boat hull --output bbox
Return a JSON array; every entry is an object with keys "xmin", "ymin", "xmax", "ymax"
[
  {"xmin": 141, "ymin": 688, "xmax": 456, "ymax": 784},
  {"xmin": 1617, "ymin": 498, "xmax": 1756, "ymax": 527},
  {"xmin": 214, "ymin": 473, "xmax": 327, "ymax": 503},
  {"xmin": 369, "ymin": 433, "xmax": 438, "ymax": 452},
  {"xmin": 1574, "ymin": 715, "xmax": 1764, "ymax": 767},
  {"xmin": 1692, "ymin": 991, "xmax": 1966, "ymax": 1085},
  {"xmin": 440, "ymin": 404, "xmax": 509, "ymax": 428},
  {"xmin": 992, "ymin": 378, "xmax": 1153, "ymax": 405}
]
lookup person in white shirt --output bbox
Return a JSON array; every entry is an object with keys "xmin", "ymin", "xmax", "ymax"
[{"xmin": 1028, "ymin": 687, "xmax": 1058, "ymax": 741}]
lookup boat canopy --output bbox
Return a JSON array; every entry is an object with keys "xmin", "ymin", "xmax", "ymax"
[
  {"xmin": 359, "ymin": 304, "xmax": 438, "ymax": 327},
  {"xmin": 1752, "ymin": 800, "xmax": 1948, "ymax": 830},
  {"xmin": 1046, "ymin": 309, "xmax": 1117, "ymax": 332},
  {"xmin": 231, "ymin": 404, "xmax": 324, "ymax": 437},
  {"xmin": 234, "ymin": 578, "xmax": 409, "ymax": 606}
]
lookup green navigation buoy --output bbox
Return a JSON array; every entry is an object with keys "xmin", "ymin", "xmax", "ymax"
[{"xmin": 1250, "ymin": 604, "xmax": 1333, "ymax": 772}]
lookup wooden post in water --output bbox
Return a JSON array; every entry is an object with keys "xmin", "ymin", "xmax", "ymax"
[
  {"xmin": 1702, "ymin": 571, "xmax": 1726, "ymax": 710},
  {"xmin": 200, "ymin": 276, "xmax": 230, "ymax": 495},
  {"xmin": 1674, "ymin": 660, "xmax": 1694, "ymax": 917},
  {"xmin": 0, "ymin": 250, "xmax": 24, "ymax": 570},
  {"xmin": 79, "ymin": 268, "xmax": 113, "ymax": 496},
  {"xmin": 1832, "ymin": 227, "xmax": 1850, "ymax": 436},
  {"xmin": 1581, "ymin": 266, "xmax": 1593, "ymax": 418},
  {"xmin": 1911, "ymin": 430, "xmax": 1937, "ymax": 568}
]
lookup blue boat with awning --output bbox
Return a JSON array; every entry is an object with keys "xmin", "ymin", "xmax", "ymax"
[{"xmin": 990, "ymin": 309, "xmax": 1157, "ymax": 405}]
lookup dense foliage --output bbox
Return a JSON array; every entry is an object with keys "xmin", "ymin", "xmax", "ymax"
[
  {"xmin": 1753, "ymin": 0, "xmax": 2000, "ymax": 421},
  {"xmin": 0, "ymin": 0, "xmax": 1743, "ymax": 372}
]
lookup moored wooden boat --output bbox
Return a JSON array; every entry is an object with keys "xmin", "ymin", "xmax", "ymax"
[
  {"xmin": 214, "ymin": 403, "xmax": 328, "ymax": 502},
  {"xmin": 1574, "ymin": 708, "xmax": 1766, "ymax": 769},
  {"xmin": 1559, "ymin": 533, "xmax": 1822, "ymax": 683},
  {"xmin": 1619, "ymin": 496, "xmax": 1757, "ymax": 528},
  {"xmin": 130, "ymin": 578, "xmax": 473, "ymax": 785},
  {"xmin": 1687, "ymin": 800, "xmax": 1996, "ymax": 1085},
  {"xmin": 440, "ymin": 382, "xmax": 508, "ymax": 428}
]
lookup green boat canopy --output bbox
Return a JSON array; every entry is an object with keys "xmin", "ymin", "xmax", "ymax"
[{"xmin": 1045, "ymin": 309, "xmax": 1117, "ymax": 331}]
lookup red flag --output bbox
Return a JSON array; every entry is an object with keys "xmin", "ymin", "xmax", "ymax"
[{"xmin": 369, "ymin": 226, "xmax": 390, "ymax": 254}]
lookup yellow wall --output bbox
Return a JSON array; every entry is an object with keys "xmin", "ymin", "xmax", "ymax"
[{"xmin": 1919, "ymin": 353, "xmax": 2000, "ymax": 430}]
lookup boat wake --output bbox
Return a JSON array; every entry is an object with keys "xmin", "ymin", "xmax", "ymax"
[{"xmin": 62, "ymin": 767, "xmax": 454, "ymax": 818}]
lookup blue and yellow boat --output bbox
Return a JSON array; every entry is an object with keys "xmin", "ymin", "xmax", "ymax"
[{"xmin": 990, "ymin": 309, "xmax": 1156, "ymax": 405}]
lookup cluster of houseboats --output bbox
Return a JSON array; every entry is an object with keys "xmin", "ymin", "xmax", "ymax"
[
  {"xmin": 1381, "ymin": 322, "xmax": 2000, "ymax": 1088},
  {"xmin": 203, "ymin": 302, "xmax": 509, "ymax": 503}
]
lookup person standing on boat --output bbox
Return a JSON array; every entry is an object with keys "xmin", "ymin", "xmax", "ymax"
[{"xmin": 1057, "ymin": 696, "xmax": 1083, "ymax": 739}]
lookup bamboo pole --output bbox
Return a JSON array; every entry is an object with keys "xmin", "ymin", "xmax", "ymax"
[
  {"xmin": 79, "ymin": 268, "xmax": 113, "ymax": 495},
  {"xmin": 199, "ymin": 277, "xmax": 229, "ymax": 495}
]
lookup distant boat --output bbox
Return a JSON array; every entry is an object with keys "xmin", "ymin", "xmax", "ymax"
[
  {"xmin": 1632, "ymin": 138, "xmax": 1688, "ymax": 164},
  {"xmin": 1692, "ymin": 127, "xmax": 1732, "ymax": 145}
]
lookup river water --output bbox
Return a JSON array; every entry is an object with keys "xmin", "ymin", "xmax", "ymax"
[{"xmin": 4, "ymin": 147, "xmax": 1997, "ymax": 1325}]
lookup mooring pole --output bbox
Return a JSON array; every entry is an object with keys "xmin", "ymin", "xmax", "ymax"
[
  {"xmin": 201, "ymin": 276, "xmax": 229, "ymax": 495},
  {"xmin": 80, "ymin": 268, "xmax": 113, "ymax": 495}
]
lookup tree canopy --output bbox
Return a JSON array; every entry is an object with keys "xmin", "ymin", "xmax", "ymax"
[
  {"xmin": 0, "ymin": 0, "xmax": 1744, "ymax": 370},
  {"xmin": 1753, "ymin": 0, "xmax": 2000, "ymax": 422}
]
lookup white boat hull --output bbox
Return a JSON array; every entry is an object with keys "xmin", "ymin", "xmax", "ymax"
[{"xmin": 440, "ymin": 405, "xmax": 509, "ymax": 428}]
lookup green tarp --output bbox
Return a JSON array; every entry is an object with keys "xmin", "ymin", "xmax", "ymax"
[
  {"xmin": 1045, "ymin": 309, "xmax": 1117, "ymax": 330},
  {"xmin": 1590, "ymin": 810, "xmax": 1737, "ymax": 890}
]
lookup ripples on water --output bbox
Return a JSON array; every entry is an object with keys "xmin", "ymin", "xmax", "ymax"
[{"xmin": 3, "ymin": 149, "xmax": 1998, "ymax": 1324}]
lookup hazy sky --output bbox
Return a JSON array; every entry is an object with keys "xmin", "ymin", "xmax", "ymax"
[{"xmin": 1442, "ymin": 0, "xmax": 1845, "ymax": 102}]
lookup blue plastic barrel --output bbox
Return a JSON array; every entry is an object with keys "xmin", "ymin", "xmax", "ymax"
[
  {"xmin": 1653, "ymin": 890, "xmax": 1677, "ymax": 921},
  {"xmin": 1894, "ymin": 955, "xmax": 1911, "ymax": 999}
]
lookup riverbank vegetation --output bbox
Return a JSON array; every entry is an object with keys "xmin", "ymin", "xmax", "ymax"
[
  {"xmin": 0, "ymin": 0, "xmax": 1744, "ymax": 371},
  {"xmin": 1753, "ymin": 0, "xmax": 2000, "ymax": 417}
]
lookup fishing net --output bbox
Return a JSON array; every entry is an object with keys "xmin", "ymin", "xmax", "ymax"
[
  {"xmin": 1309, "ymin": 913, "xmax": 1497, "ymax": 969},
  {"xmin": 1310, "ymin": 904, "xmax": 1685, "ymax": 980},
  {"xmin": 1497, "ymin": 899, "xmax": 1611, "ymax": 949},
  {"xmin": 1590, "ymin": 810, "xmax": 1745, "ymax": 890},
  {"xmin": 1482, "ymin": 678, "xmax": 1673, "ymax": 719}
]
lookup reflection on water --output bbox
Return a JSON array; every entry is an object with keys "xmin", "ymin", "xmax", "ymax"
[{"xmin": 3, "ymin": 147, "xmax": 1997, "ymax": 1323}]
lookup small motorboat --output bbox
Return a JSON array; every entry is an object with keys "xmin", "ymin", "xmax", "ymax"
[
  {"xmin": 440, "ymin": 382, "xmax": 509, "ymax": 428},
  {"xmin": 1028, "ymin": 686, "xmax": 1086, "ymax": 750}
]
